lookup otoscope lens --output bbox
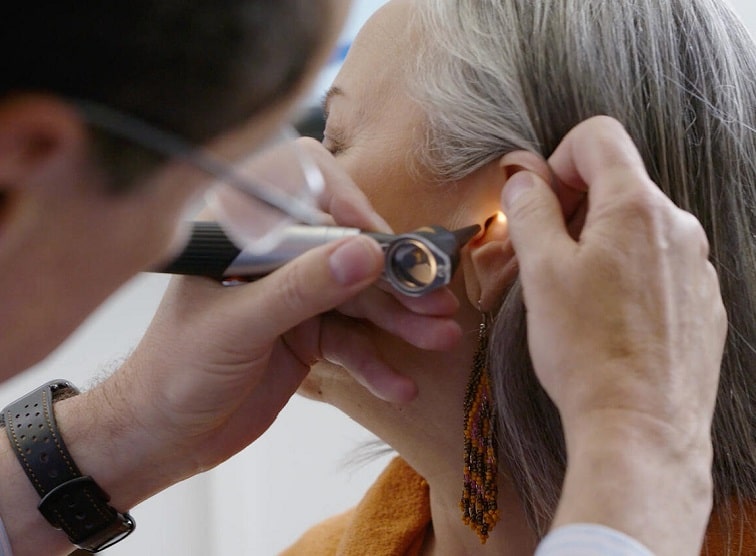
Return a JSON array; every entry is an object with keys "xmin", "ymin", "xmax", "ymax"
[{"xmin": 387, "ymin": 240, "xmax": 437, "ymax": 290}]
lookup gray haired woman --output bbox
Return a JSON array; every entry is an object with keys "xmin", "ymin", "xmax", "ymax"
[{"xmin": 285, "ymin": 0, "xmax": 756, "ymax": 554}]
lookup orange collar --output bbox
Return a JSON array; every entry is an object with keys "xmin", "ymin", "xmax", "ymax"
[{"xmin": 283, "ymin": 457, "xmax": 754, "ymax": 556}]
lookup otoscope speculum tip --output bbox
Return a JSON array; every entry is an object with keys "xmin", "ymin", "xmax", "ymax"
[{"xmin": 452, "ymin": 224, "xmax": 482, "ymax": 248}]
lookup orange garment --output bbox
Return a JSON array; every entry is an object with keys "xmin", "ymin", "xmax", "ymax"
[
  {"xmin": 281, "ymin": 458, "xmax": 430, "ymax": 556},
  {"xmin": 281, "ymin": 457, "xmax": 754, "ymax": 556}
]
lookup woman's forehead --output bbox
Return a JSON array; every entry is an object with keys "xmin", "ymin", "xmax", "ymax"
[
  {"xmin": 347, "ymin": 0, "xmax": 415, "ymax": 62},
  {"xmin": 332, "ymin": 0, "xmax": 416, "ymax": 105}
]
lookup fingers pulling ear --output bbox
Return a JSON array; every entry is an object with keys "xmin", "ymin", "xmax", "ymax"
[
  {"xmin": 500, "ymin": 150, "xmax": 553, "ymax": 190},
  {"xmin": 463, "ymin": 151, "xmax": 559, "ymax": 312},
  {"xmin": 501, "ymin": 150, "xmax": 586, "ymax": 223}
]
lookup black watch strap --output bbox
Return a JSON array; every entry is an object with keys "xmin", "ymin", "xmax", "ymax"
[{"xmin": 1, "ymin": 380, "xmax": 135, "ymax": 552}]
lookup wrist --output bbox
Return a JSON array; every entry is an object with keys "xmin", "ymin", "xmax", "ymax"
[
  {"xmin": 0, "ymin": 429, "xmax": 69, "ymax": 555},
  {"xmin": 53, "ymin": 372, "xmax": 194, "ymax": 513},
  {"xmin": 0, "ymin": 379, "xmax": 152, "ymax": 556},
  {"xmin": 554, "ymin": 414, "xmax": 713, "ymax": 556}
]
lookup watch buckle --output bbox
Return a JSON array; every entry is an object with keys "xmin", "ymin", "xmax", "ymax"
[{"xmin": 38, "ymin": 476, "xmax": 135, "ymax": 552}]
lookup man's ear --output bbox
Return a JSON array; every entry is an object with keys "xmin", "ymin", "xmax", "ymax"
[
  {"xmin": 461, "ymin": 151, "xmax": 553, "ymax": 311},
  {"xmin": 0, "ymin": 94, "xmax": 87, "ymax": 194}
]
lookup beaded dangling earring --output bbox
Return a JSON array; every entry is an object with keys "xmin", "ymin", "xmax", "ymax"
[{"xmin": 460, "ymin": 311, "xmax": 500, "ymax": 543}]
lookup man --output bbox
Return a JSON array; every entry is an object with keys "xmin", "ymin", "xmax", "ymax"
[
  {"xmin": 0, "ymin": 0, "xmax": 355, "ymax": 378},
  {"xmin": 0, "ymin": 2, "xmax": 454, "ymax": 553},
  {"xmin": 0, "ymin": 2, "xmax": 725, "ymax": 555}
]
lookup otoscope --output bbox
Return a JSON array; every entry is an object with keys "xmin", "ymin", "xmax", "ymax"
[{"xmin": 157, "ymin": 222, "xmax": 481, "ymax": 297}]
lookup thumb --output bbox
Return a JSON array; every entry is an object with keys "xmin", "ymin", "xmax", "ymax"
[
  {"xmin": 501, "ymin": 170, "xmax": 575, "ymax": 274},
  {"xmin": 239, "ymin": 234, "xmax": 385, "ymax": 338}
]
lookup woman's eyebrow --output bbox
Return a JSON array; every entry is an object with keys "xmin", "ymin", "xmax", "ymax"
[{"xmin": 321, "ymin": 86, "xmax": 345, "ymax": 117}]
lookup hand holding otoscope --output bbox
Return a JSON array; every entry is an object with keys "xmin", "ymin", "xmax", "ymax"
[{"xmin": 157, "ymin": 222, "xmax": 481, "ymax": 297}]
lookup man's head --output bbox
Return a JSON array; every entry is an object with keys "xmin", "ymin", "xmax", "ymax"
[
  {"xmin": 0, "ymin": 0, "xmax": 349, "ymax": 377},
  {"xmin": 2, "ymin": 1, "xmax": 342, "ymax": 189}
]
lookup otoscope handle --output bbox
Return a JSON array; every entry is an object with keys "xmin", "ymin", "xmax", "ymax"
[
  {"xmin": 158, "ymin": 222, "xmax": 360, "ymax": 282},
  {"xmin": 157, "ymin": 220, "xmax": 480, "ymax": 295},
  {"xmin": 160, "ymin": 222, "xmax": 241, "ymax": 280}
]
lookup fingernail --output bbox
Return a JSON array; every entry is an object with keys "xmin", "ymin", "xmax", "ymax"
[
  {"xmin": 329, "ymin": 236, "xmax": 382, "ymax": 286},
  {"xmin": 502, "ymin": 171, "xmax": 536, "ymax": 211},
  {"xmin": 366, "ymin": 211, "xmax": 392, "ymax": 234},
  {"xmin": 348, "ymin": 197, "xmax": 392, "ymax": 233}
]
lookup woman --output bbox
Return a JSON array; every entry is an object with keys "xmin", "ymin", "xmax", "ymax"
[{"xmin": 285, "ymin": 0, "xmax": 755, "ymax": 554}]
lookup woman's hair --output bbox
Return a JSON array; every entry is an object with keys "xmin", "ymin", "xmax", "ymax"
[
  {"xmin": 1, "ymin": 1, "xmax": 334, "ymax": 191},
  {"xmin": 411, "ymin": 0, "xmax": 756, "ymax": 548}
]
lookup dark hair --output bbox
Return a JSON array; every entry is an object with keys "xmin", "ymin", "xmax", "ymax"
[
  {"xmin": 2, "ymin": 1, "xmax": 333, "ymax": 190},
  {"xmin": 413, "ymin": 0, "xmax": 755, "ymax": 550}
]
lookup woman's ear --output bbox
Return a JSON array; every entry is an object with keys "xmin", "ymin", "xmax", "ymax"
[
  {"xmin": 501, "ymin": 149, "xmax": 586, "ymax": 231},
  {"xmin": 462, "ymin": 212, "xmax": 517, "ymax": 312},
  {"xmin": 500, "ymin": 150, "xmax": 552, "ymax": 185},
  {"xmin": 461, "ymin": 151, "xmax": 553, "ymax": 312}
]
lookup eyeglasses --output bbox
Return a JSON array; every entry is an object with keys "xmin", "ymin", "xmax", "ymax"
[{"xmin": 72, "ymin": 99, "xmax": 332, "ymax": 252}]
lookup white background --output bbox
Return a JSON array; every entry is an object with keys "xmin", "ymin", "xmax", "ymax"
[{"xmin": 2, "ymin": 1, "xmax": 754, "ymax": 554}]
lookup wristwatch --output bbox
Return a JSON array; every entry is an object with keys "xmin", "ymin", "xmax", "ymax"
[{"xmin": 0, "ymin": 380, "xmax": 135, "ymax": 552}]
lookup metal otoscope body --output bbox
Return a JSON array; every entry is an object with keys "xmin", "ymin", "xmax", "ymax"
[{"xmin": 157, "ymin": 222, "xmax": 481, "ymax": 296}]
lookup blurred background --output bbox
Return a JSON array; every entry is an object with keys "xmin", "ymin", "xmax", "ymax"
[{"xmin": 2, "ymin": 1, "xmax": 754, "ymax": 554}]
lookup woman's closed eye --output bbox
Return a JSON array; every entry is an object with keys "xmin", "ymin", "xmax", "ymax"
[{"xmin": 322, "ymin": 124, "xmax": 349, "ymax": 156}]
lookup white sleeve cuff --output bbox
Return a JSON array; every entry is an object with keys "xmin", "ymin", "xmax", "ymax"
[
  {"xmin": 0, "ymin": 516, "xmax": 13, "ymax": 556},
  {"xmin": 535, "ymin": 523, "xmax": 655, "ymax": 556}
]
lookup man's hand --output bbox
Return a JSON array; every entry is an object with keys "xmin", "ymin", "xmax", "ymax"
[
  {"xmin": 501, "ymin": 116, "xmax": 727, "ymax": 556},
  {"xmin": 17, "ymin": 139, "xmax": 462, "ymax": 556}
]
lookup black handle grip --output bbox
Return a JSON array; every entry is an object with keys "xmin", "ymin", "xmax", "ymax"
[{"xmin": 158, "ymin": 222, "xmax": 240, "ymax": 280}]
